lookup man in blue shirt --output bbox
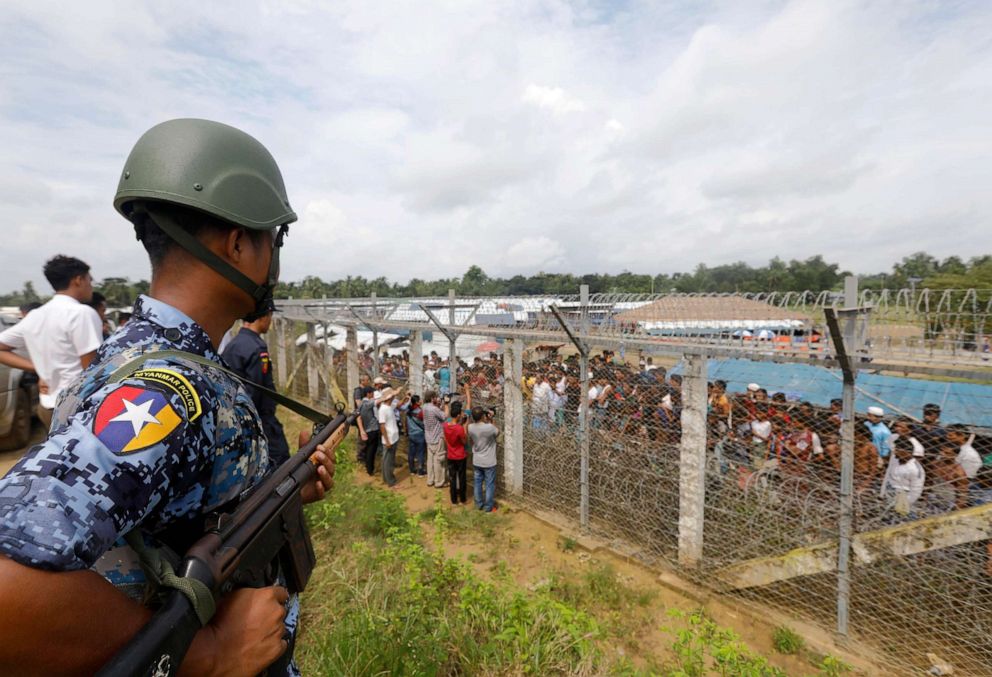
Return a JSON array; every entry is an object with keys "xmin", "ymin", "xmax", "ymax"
[
  {"xmin": 865, "ymin": 406, "xmax": 893, "ymax": 463},
  {"xmin": 438, "ymin": 359, "xmax": 451, "ymax": 395}
]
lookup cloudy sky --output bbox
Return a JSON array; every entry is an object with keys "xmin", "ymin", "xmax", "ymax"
[{"xmin": 1, "ymin": 0, "xmax": 990, "ymax": 292}]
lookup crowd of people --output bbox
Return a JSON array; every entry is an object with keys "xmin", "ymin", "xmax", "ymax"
[
  {"xmin": 351, "ymin": 355, "xmax": 501, "ymax": 512},
  {"xmin": 349, "ymin": 344, "xmax": 991, "ymax": 522}
]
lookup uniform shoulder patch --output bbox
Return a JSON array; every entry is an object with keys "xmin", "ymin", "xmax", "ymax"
[
  {"xmin": 94, "ymin": 384, "xmax": 185, "ymax": 454},
  {"xmin": 130, "ymin": 368, "xmax": 203, "ymax": 421}
]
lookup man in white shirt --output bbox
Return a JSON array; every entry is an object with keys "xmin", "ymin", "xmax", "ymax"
[
  {"xmin": 377, "ymin": 387, "xmax": 402, "ymax": 488},
  {"xmin": 0, "ymin": 256, "xmax": 103, "ymax": 430},
  {"xmin": 530, "ymin": 373, "xmax": 552, "ymax": 430},
  {"xmin": 885, "ymin": 437, "xmax": 926, "ymax": 515},
  {"xmin": 947, "ymin": 424, "xmax": 982, "ymax": 479}
]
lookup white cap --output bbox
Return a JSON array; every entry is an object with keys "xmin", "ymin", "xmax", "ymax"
[
  {"xmin": 867, "ymin": 406, "xmax": 884, "ymax": 416},
  {"xmin": 747, "ymin": 383, "xmax": 760, "ymax": 392}
]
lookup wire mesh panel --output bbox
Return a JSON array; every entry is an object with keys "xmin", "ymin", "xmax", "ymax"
[{"xmin": 516, "ymin": 348, "xmax": 581, "ymax": 518}]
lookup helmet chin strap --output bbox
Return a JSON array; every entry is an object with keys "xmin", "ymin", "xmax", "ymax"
[{"xmin": 141, "ymin": 204, "xmax": 285, "ymax": 317}]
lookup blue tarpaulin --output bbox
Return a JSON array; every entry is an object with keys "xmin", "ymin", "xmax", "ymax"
[{"xmin": 672, "ymin": 358, "xmax": 992, "ymax": 428}]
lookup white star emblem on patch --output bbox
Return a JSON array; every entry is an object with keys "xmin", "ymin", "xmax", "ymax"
[{"xmin": 110, "ymin": 397, "xmax": 161, "ymax": 436}]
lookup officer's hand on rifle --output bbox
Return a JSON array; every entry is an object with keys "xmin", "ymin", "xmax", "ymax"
[
  {"xmin": 297, "ymin": 430, "xmax": 336, "ymax": 504},
  {"xmin": 195, "ymin": 585, "xmax": 290, "ymax": 677}
]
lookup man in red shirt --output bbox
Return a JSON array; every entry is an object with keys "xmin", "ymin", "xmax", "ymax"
[{"xmin": 443, "ymin": 400, "xmax": 469, "ymax": 505}]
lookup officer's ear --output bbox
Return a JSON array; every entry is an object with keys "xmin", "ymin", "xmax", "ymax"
[{"xmin": 226, "ymin": 228, "xmax": 246, "ymax": 264}]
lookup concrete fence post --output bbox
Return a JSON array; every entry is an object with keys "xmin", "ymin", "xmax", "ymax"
[
  {"xmin": 409, "ymin": 331, "xmax": 424, "ymax": 397},
  {"xmin": 274, "ymin": 317, "xmax": 288, "ymax": 390},
  {"xmin": 346, "ymin": 325, "xmax": 359, "ymax": 410},
  {"xmin": 306, "ymin": 323, "xmax": 319, "ymax": 405},
  {"xmin": 678, "ymin": 352, "xmax": 708, "ymax": 569},
  {"xmin": 503, "ymin": 337, "xmax": 524, "ymax": 494}
]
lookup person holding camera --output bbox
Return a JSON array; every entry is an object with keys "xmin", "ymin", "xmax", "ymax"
[
  {"xmin": 422, "ymin": 390, "xmax": 448, "ymax": 488},
  {"xmin": 443, "ymin": 400, "xmax": 469, "ymax": 505},
  {"xmin": 468, "ymin": 406, "xmax": 500, "ymax": 512}
]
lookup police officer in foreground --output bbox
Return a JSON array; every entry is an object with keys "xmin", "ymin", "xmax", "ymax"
[
  {"xmin": 222, "ymin": 300, "xmax": 290, "ymax": 468},
  {"xmin": 0, "ymin": 119, "xmax": 335, "ymax": 676}
]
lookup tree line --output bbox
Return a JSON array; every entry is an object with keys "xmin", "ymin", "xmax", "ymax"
[{"xmin": 1, "ymin": 252, "xmax": 989, "ymax": 308}]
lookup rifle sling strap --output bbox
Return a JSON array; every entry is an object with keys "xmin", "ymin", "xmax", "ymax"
[
  {"xmin": 124, "ymin": 531, "xmax": 217, "ymax": 626},
  {"xmin": 108, "ymin": 348, "xmax": 332, "ymax": 424}
]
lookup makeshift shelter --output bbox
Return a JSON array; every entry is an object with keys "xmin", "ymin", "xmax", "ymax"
[{"xmin": 614, "ymin": 297, "xmax": 812, "ymax": 335}]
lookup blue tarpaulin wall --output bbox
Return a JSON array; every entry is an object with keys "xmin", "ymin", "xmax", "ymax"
[{"xmin": 672, "ymin": 359, "xmax": 992, "ymax": 427}]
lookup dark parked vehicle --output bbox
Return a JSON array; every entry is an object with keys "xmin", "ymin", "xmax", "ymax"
[{"xmin": 0, "ymin": 313, "xmax": 38, "ymax": 451}]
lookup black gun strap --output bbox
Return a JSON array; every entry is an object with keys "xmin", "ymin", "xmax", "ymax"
[{"xmin": 108, "ymin": 348, "xmax": 332, "ymax": 425}]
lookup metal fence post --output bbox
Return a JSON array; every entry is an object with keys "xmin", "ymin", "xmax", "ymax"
[
  {"xmin": 448, "ymin": 288, "xmax": 457, "ymax": 375},
  {"xmin": 837, "ymin": 275, "xmax": 859, "ymax": 638},
  {"xmin": 409, "ymin": 330, "xmax": 424, "ymax": 397},
  {"xmin": 346, "ymin": 325, "xmax": 359, "ymax": 409},
  {"xmin": 579, "ymin": 285, "xmax": 591, "ymax": 530},
  {"xmin": 677, "ymin": 352, "xmax": 708, "ymax": 568},
  {"xmin": 371, "ymin": 291, "xmax": 379, "ymax": 379},
  {"xmin": 503, "ymin": 337, "xmax": 524, "ymax": 494}
]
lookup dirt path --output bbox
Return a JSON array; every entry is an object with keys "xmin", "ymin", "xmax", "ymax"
[{"xmin": 352, "ymin": 458, "xmax": 873, "ymax": 675}]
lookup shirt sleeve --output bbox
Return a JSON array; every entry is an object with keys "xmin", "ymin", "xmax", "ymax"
[
  {"xmin": 0, "ymin": 319, "xmax": 26, "ymax": 349},
  {"xmin": 70, "ymin": 306, "xmax": 104, "ymax": 356},
  {"xmin": 0, "ymin": 365, "xmax": 210, "ymax": 571}
]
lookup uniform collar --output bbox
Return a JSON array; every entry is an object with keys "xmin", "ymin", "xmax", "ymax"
[{"xmin": 132, "ymin": 294, "xmax": 219, "ymax": 360}]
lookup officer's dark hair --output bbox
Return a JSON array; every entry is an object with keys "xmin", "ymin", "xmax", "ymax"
[
  {"xmin": 362, "ymin": 386, "xmax": 374, "ymax": 397},
  {"xmin": 131, "ymin": 202, "xmax": 267, "ymax": 270},
  {"xmin": 43, "ymin": 255, "xmax": 90, "ymax": 291},
  {"xmin": 471, "ymin": 406, "xmax": 485, "ymax": 422}
]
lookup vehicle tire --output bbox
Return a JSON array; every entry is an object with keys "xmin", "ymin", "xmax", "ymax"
[{"xmin": 0, "ymin": 388, "xmax": 31, "ymax": 451}]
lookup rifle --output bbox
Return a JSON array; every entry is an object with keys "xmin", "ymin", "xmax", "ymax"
[{"xmin": 97, "ymin": 409, "xmax": 357, "ymax": 677}]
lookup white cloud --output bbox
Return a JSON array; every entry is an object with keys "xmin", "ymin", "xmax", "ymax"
[
  {"xmin": 0, "ymin": 0, "xmax": 991, "ymax": 293},
  {"xmin": 521, "ymin": 84, "xmax": 586, "ymax": 115},
  {"xmin": 505, "ymin": 236, "xmax": 565, "ymax": 270}
]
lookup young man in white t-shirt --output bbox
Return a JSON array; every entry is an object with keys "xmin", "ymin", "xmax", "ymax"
[
  {"xmin": 377, "ymin": 388, "xmax": 402, "ymax": 488},
  {"xmin": 0, "ymin": 256, "xmax": 103, "ymax": 429}
]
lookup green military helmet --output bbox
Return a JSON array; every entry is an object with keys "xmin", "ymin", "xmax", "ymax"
[{"xmin": 114, "ymin": 118, "xmax": 297, "ymax": 230}]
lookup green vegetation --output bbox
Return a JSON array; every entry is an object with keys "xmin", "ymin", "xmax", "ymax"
[
  {"xmin": 771, "ymin": 626, "xmax": 805, "ymax": 655},
  {"xmin": 664, "ymin": 609, "xmax": 787, "ymax": 677},
  {"xmin": 299, "ymin": 462, "xmax": 604, "ymax": 675},
  {"xmin": 4, "ymin": 252, "xmax": 989, "ymax": 306}
]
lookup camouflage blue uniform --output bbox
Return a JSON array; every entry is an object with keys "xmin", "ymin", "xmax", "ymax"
[{"xmin": 0, "ymin": 294, "xmax": 299, "ymax": 675}]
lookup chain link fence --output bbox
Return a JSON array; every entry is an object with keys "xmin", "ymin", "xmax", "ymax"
[{"xmin": 270, "ymin": 284, "xmax": 992, "ymax": 675}]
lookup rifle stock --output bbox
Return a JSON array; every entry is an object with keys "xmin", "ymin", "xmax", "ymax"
[{"xmin": 97, "ymin": 411, "xmax": 356, "ymax": 677}]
